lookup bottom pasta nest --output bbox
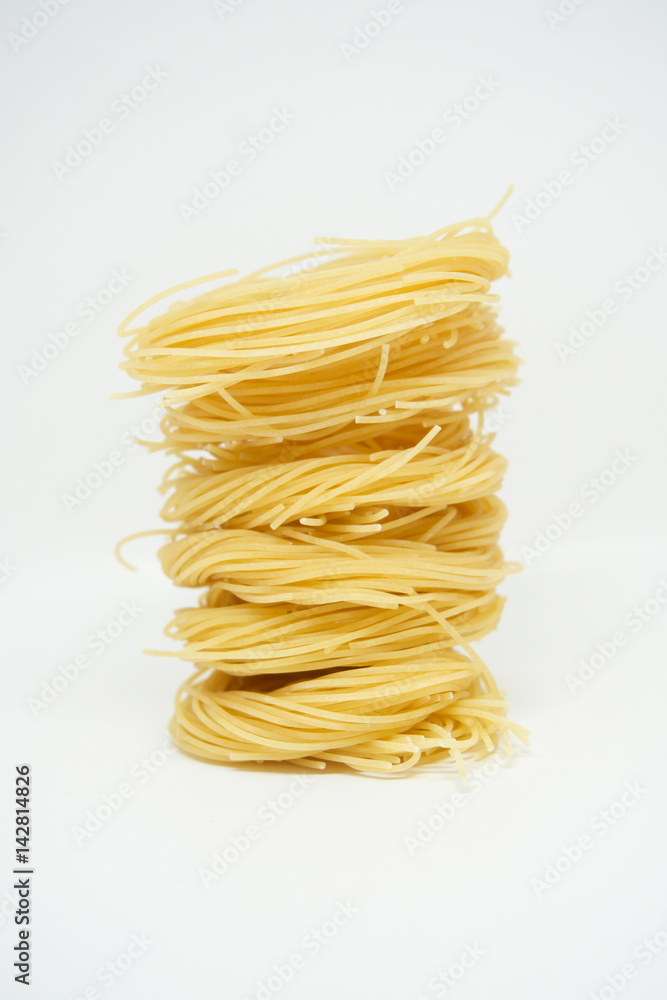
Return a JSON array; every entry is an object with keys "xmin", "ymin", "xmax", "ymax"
[
  {"xmin": 165, "ymin": 598, "xmax": 528, "ymax": 775},
  {"xmin": 170, "ymin": 662, "xmax": 526, "ymax": 774}
]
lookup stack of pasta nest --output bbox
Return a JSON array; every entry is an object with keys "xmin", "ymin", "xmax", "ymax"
[{"xmin": 118, "ymin": 215, "xmax": 527, "ymax": 773}]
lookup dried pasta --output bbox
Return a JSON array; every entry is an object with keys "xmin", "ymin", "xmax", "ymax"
[{"xmin": 117, "ymin": 213, "xmax": 527, "ymax": 773}]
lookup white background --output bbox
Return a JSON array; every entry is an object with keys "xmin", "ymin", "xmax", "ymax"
[{"xmin": 2, "ymin": 0, "xmax": 667, "ymax": 998}]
